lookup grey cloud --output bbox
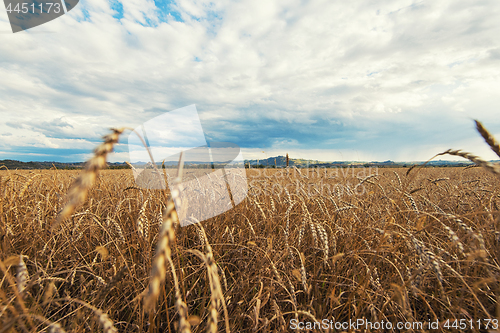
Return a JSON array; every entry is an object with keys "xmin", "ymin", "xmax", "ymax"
[{"xmin": 5, "ymin": 122, "xmax": 24, "ymax": 129}]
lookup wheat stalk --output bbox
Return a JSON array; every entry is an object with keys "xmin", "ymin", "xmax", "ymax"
[
  {"xmin": 143, "ymin": 193, "xmax": 179, "ymax": 310},
  {"xmin": 475, "ymin": 120, "xmax": 500, "ymax": 158},
  {"xmin": 196, "ymin": 223, "xmax": 231, "ymax": 333},
  {"xmin": 436, "ymin": 149, "xmax": 500, "ymax": 177},
  {"xmin": 53, "ymin": 128, "xmax": 125, "ymax": 230},
  {"xmin": 16, "ymin": 255, "xmax": 28, "ymax": 294},
  {"xmin": 137, "ymin": 198, "xmax": 149, "ymax": 240}
]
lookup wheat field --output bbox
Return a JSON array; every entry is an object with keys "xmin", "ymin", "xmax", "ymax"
[
  {"xmin": 1, "ymin": 165, "xmax": 499, "ymax": 332},
  {"xmin": 1, "ymin": 124, "xmax": 500, "ymax": 332}
]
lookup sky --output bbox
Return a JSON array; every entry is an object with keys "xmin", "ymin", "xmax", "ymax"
[{"xmin": 1, "ymin": 0, "xmax": 500, "ymax": 163}]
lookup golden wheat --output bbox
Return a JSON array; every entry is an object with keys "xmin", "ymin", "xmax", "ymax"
[{"xmin": 1, "ymin": 120, "xmax": 500, "ymax": 332}]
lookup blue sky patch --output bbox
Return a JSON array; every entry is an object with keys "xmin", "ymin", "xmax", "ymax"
[
  {"xmin": 154, "ymin": 0, "xmax": 183, "ymax": 22},
  {"xmin": 110, "ymin": 0, "xmax": 124, "ymax": 20}
]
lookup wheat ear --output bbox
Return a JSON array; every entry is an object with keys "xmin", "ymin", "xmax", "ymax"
[
  {"xmin": 196, "ymin": 223, "xmax": 231, "ymax": 333},
  {"xmin": 144, "ymin": 192, "xmax": 191, "ymax": 332},
  {"xmin": 53, "ymin": 128, "xmax": 125, "ymax": 230},
  {"xmin": 475, "ymin": 120, "xmax": 500, "ymax": 158},
  {"xmin": 436, "ymin": 149, "xmax": 500, "ymax": 177},
  {"xmin": 143, "ymin": 189, "xmax": 179, "ymax": 309},
  {"xmin": 143, "ymin": 154, "xmax": 191, "ymax": 331}
]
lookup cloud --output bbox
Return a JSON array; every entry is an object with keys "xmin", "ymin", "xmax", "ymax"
[{"xmin": 1, "ymin": 0, "xmax": 500, "ymax": 162}]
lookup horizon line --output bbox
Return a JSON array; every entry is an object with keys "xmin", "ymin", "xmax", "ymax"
[{"xmin": 0, "ymin": 157, "xmax": 490, "ymax": 164}]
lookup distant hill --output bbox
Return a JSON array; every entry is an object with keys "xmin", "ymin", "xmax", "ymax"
[
  {"xmin": 0, "ymin": 159, "xmax": 128, "ymax": 170},
  {"xmin": 245, "ymin": 155, "xmax": 294, "ymax": 167},
  {"xmin": 2, "ymin": 157, "xmax": 497, "ymax": 170},
  {"xmin": 243, "ymin": 156, "xmax": 489, "ymax": 168}
]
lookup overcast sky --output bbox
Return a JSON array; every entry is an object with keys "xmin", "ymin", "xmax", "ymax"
[{"xmin": 1, "ymin": 0, "xmax": 500, "ymax": 163}]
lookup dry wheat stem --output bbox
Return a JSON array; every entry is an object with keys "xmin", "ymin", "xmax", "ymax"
[
  {"xmin": 196, "ymin": 223, "xmax": 231, "ymax": 333},
  {"xmin": 436, "ymin": 149, "xmax": 500, "ymax": 177},
  {"xmin": 475, "ymin": 120, "xmax": 500, "ymax": 158},
  {"xmin": 143, "ymin": 198, "xmax": 178, "ymax": 311},
  {"xmin": 53, "ymin": 128, "xmax": 125, "ymax": 230}
]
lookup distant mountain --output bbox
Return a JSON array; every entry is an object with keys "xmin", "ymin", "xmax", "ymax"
[
  {"xmin": 243, "ymin": 156, "xmax": 494, "ymax": 168},
  {"xmin": 2, "ymin": 157, "xmax": 498, "ymax": 170},
  {"xmin": 245, "ymin": 155, "xmax": 292, "ymax": 167}
]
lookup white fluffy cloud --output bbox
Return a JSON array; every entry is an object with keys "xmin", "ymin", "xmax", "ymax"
[{"xmin": 1, "ymin": 0, "xmax": 500, "ymax": 162}]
